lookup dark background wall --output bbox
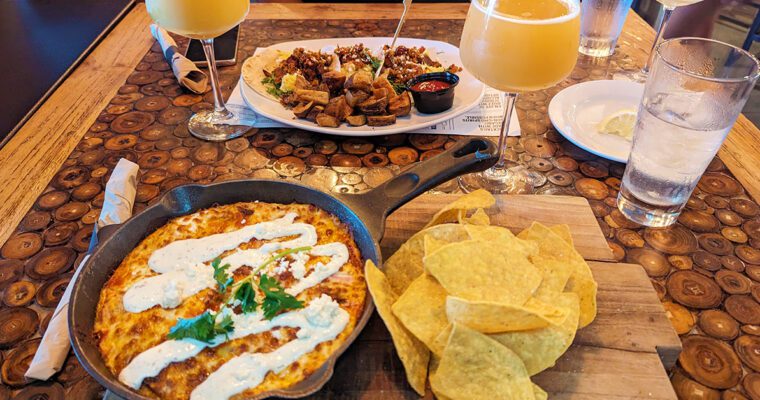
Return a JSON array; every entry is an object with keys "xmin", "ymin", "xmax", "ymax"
[{"xmin": 0, "ymin": 0, "xmax": 134, "ymax": 145}]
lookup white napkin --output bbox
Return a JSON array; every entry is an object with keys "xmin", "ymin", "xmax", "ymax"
[
  {"xmin": 25, "ymin": 159, "xmax": 139, "ymax": 380},
  {"xmin": 151, "ymin": 24, "xmax": 208, "ymax": 94},
  {"xmin": 226, "ymin": 82, "xmax": 520, "ymax": 137}
]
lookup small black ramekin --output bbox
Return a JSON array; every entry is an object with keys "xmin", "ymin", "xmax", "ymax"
[{"xmin": 406, "ymin": 72, "xmax": 460, "ymax": 114}]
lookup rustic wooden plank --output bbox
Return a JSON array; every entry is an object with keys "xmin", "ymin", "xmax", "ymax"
[
  {"xmin": 0, "ymin": 5, "xmax": 154, "ymax": 246},
  {"xmin": 533, "ymin": 347, "xmax": 677, "ymax": 399},
  {"xmin": 383, "ymin": 194, "xmax": 615, "ymax": 261},
  {"xmin": 581, "ymin": 262, "xmax": 682, "ymax": 370},
  {"xmin": 718, "ymin": 114, "xmax": 760, "ymax": 202},
  {"xmin": 246, "ymin": 3, "xmax": 469, "ymax": 20},
  {"xmin": 370, "ymin": 197, "xmax": 681, "ymax": 399},
  {"xmin": 318, "ymin": 262, "xmax": 680, "ymax": 399}
]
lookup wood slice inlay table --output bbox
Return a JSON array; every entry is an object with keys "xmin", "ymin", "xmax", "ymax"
[{"xmin": 0, "ymin": 4, "xmax": 760, "ymax": 399}]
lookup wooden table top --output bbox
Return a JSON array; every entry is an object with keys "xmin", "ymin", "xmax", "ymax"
[
  {"xmin": 0, "ymin": 3, "xmax": 759, "ymax": 399},
  {"xmin": 1, "ymin": 3, "xmax": 760, "ymax": 248}
]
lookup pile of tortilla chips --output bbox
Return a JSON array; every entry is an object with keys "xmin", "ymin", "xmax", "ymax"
[{"xmin": 365, "ymin": 190, "xmax": 598, "ymax": 399}]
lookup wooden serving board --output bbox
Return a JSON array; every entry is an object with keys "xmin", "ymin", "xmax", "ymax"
[
  {"xmin": 313, "ymin": 194, "xmax": 681, "ymax": 399},
  {"xmin": 382, "ymin": 194, "xmax": 616, "ymax": 262}
]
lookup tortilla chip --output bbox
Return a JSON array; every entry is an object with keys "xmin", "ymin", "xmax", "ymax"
[
  {"xmin": 424, "ymin": 235, "xmax": 449, "ymax": 257},
  {"xmin": 531, "ymin": 256, "xmax": 574, "ymax": 302},
  {"xmin": 392, "ymin": 274, "xmax": 449, "ymax": 349},
  {"xmin": 458, "ymin": 208, "xmax": 490, "ymax": 226},
  {"xmin": 518, "ymin": 222, "xmax": 597, "ymax": 328},
  {"xmin": 533, "ymin": 384, "xmax": 548, "ymax": 400},
  {"xmin": 430, "ymin": 324, "xmax": 536, "ymax": 400},
  {"xmin": 550, "ymin": 224, "xmax": 574, "ymax": 246},
  {"xmin": 384, "ymin": 224, "xmax": 469, "ymax": 295},
  {"xmin": 424, "ymin": 189, "xmax": 496, "ymax": 228},
  {"xmin": 424, "ymin": 240, "xmax": 542, "ymax": 305},
  {"xmin": 445, "ymin": 296, "xmax": 568, "ymax": 333},
  {"xmin": 430, "ymin": 323, "xmax": 453, "ymax": 357},
  {"xmin": 364, "ymin": 261, "xmax": 429, "ymax": 395},
  {"xmin": 490, "ymin": 292, "xmax": 580, "ymax": 375},
  {"xmin": 463, "ymin": 225, "xmax": 539, "ymax": 257}
]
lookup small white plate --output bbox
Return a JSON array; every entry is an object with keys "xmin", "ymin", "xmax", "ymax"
[
  {"xmin": 548, "ymin": 80, "xmax": 644, "ymax": 163},
  {"xmin": 239, "ymin": 37, "xmax": 485, "ymax": 137}
]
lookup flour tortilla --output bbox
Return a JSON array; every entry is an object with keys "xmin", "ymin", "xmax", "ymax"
[
  {"xmin": 241, "ymin": 46, "xmax": 342, "ymax": 103},
  {"xmin": 241, "ymin": 49, "xmax": 282, "ymax": 102}
]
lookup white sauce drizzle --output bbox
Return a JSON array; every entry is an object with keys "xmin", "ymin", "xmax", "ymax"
[
  {"xmin": 122, "ymin": 213, "xmax": 349, "ymax": 313},
  {"xmin": 118, "ymin": 212, "xmax": 355, "ymax": 397},
  {"xmin": 190, "ymin": 296, "xmax": 349, "ymax": 400},
  {"xmin": 118, "ymin": 295, "xmax": 349, "ymax": 396}
]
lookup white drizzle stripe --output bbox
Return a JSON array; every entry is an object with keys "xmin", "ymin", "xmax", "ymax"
[
  {"xmin": 118, "ymin": 295, "xmax": 348, "ymax": 392},
  {"xmin": 190, "ymin": 298, "xmax": 349, "ymax": 400},
  {"xmin": 148, "ymin": 214, "xmax": 299, "ymax": 273},
  {"xmin": 122, "ymin": 213, "xmax": 350, "ymax": 313},
  {"xmin": 286, "ymin": 243, "xmax": 349, "ymax": 295}
]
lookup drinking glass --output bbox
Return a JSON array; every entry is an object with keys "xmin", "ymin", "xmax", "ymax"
[
  {"xmin": 618, "ymin": 37, "xmax": 760, "ymax": 227},
  {"xmin": 579, "ymin": 0, "xmax": 633, "ymax": 57},
  {"xmin": 631, "ymin": 0, "xmax": 704, "ymax": 81},
  {"xmin": 146, "ymin": 0, "xmax": 251, "ymax": 141},
  {"xmin": 458, "ymin": 0, "xmax": 581, "ymax": 193}
]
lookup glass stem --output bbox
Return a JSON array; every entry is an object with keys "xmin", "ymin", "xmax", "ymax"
[
  {"xmin": 642, "ymin": 6, "xmax": 674, "ymax": 74},
  {"xmin": 201, "ymin": 38, "xmax": 229, "ymax": 114},
  {"xmin": 493, "ymin": 92, "xmax": 518, "ymax": 170}
]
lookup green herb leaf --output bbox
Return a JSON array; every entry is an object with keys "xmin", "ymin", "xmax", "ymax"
[
  {"xmin": 211, "ymin": 257, "xmax": 233, "ymax": 294},
  {"xmin": 233, "ymin": 281, "xmax": 258, "ymax": 313},
  {"xmin": 259, "ymin": 274, "xmax": 304, "ymax": 320},
  {"xmin": 167, "ymin": 310, "xmax": 234, "ymax": 343},
  {"xmin": 261, "ymin": 76, "xmax": 284, "ymax": 98},
  {"xmin": 253, "ymin": 246, "xmax": 312, "ymax": 275},
  {"xmin": 214, "ymin": 312, "xmax": 235, "ymax": 338},
  {"xmin": 370, "ymin": 56, "xmax": 383, "ymax": 73},
  {"xmin": 388, "ymin": 78, "xmax": 406, "ymax": 95}
]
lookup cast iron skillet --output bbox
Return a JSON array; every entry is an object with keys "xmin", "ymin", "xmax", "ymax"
[{"xmin": 69, "ymin": 138, "xmax": 497, "ymax": 400}]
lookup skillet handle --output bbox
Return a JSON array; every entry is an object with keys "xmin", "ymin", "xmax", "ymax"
[{"xmin": 340, "ymin": 138, "xmax": 498, "ymax": 241}]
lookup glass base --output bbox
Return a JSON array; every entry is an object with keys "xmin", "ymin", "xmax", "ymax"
[
  {"xmin": 579, "ymin": 37, "xmax": 616, "ymax": 58},
  {"xmin": 188, "ymin": 109, "xmax": 251, "ymax": 142},
  {"xmin": 617, "ymin": 187, "xmax": 681, "ymax": 227},
  {"xmin": 458, "ymin": 164, "xmax": 533, "ymax": 194}
]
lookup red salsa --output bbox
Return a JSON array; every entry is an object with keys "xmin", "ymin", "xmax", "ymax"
[{"xmin": 410, "ymin": 80, "xmax": 451, "ymax": 92}]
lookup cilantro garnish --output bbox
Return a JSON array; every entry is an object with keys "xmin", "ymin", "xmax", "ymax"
[
  {"xmin": 167, "ymin": 310, "xmax": 235, "ymax": 343},
  {"xmin": 211, "ymin": 257, "xmax": 233, "ymax": 294},
  {"xmin": 259, "ymin": 274, "xmax": 304, "ymax": 320},
  {"xmin": 211, "ymin": 246, "xmax": 310, "ymax": 320},
  {"xmin": 261, "ymin": 76, "xmax": 284, "ymax": 98},
  {"xmin": 233, "ymin": 281, "xmax": 258, "ymax": 313}
]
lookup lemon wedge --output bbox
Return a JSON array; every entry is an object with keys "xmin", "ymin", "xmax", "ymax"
[{"xmin": 598, "ymin": 109, "xmax": 637, "ymax": 140}]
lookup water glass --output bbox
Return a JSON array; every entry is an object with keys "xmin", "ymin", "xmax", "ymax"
[
  {"xmin": 618, "ymin": 37, "xmax": 760, "ymax": 227},
  {"xmin": 579, "ymin": 0, "xmax": 633, "ymax": 57}
]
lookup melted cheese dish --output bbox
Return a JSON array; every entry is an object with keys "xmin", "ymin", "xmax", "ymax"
[{"xmin": 94, "ymin": 202, "xmax": 366, "ymax": 399}]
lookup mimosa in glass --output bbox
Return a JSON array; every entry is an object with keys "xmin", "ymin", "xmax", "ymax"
[
  {"xmin": 146, "ymin": 0, "xmax": 251, "ymax": 141},
  {"xmin": 458, "ymin": 0, "xmax": 580, "ymax": 193}
]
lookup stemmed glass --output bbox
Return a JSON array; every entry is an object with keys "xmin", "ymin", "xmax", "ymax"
[
  {"xmin": 457, "ymin": 0, "xmax": 581, "ymax": 193},
  {"xmin": 631, "ymin": 0, "xmax": 704, "ymax": 81},
  {"xmin": 145, "ymin": 0, "xmax": 251, "ymax": 141}
]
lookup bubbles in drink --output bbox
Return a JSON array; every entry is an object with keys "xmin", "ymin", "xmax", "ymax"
[{"xmin": 622, "ymin": 92, "xmax": 730, "ymax": 207}]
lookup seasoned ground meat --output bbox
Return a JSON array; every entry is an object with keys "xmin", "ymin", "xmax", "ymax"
[
  {"xmin": 335, "ymin": 44, "xmax": 375, "ymax": 69},
  {"xmin": 272, "ymin": 48, "xmax": 333, "ymax": 85}
]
